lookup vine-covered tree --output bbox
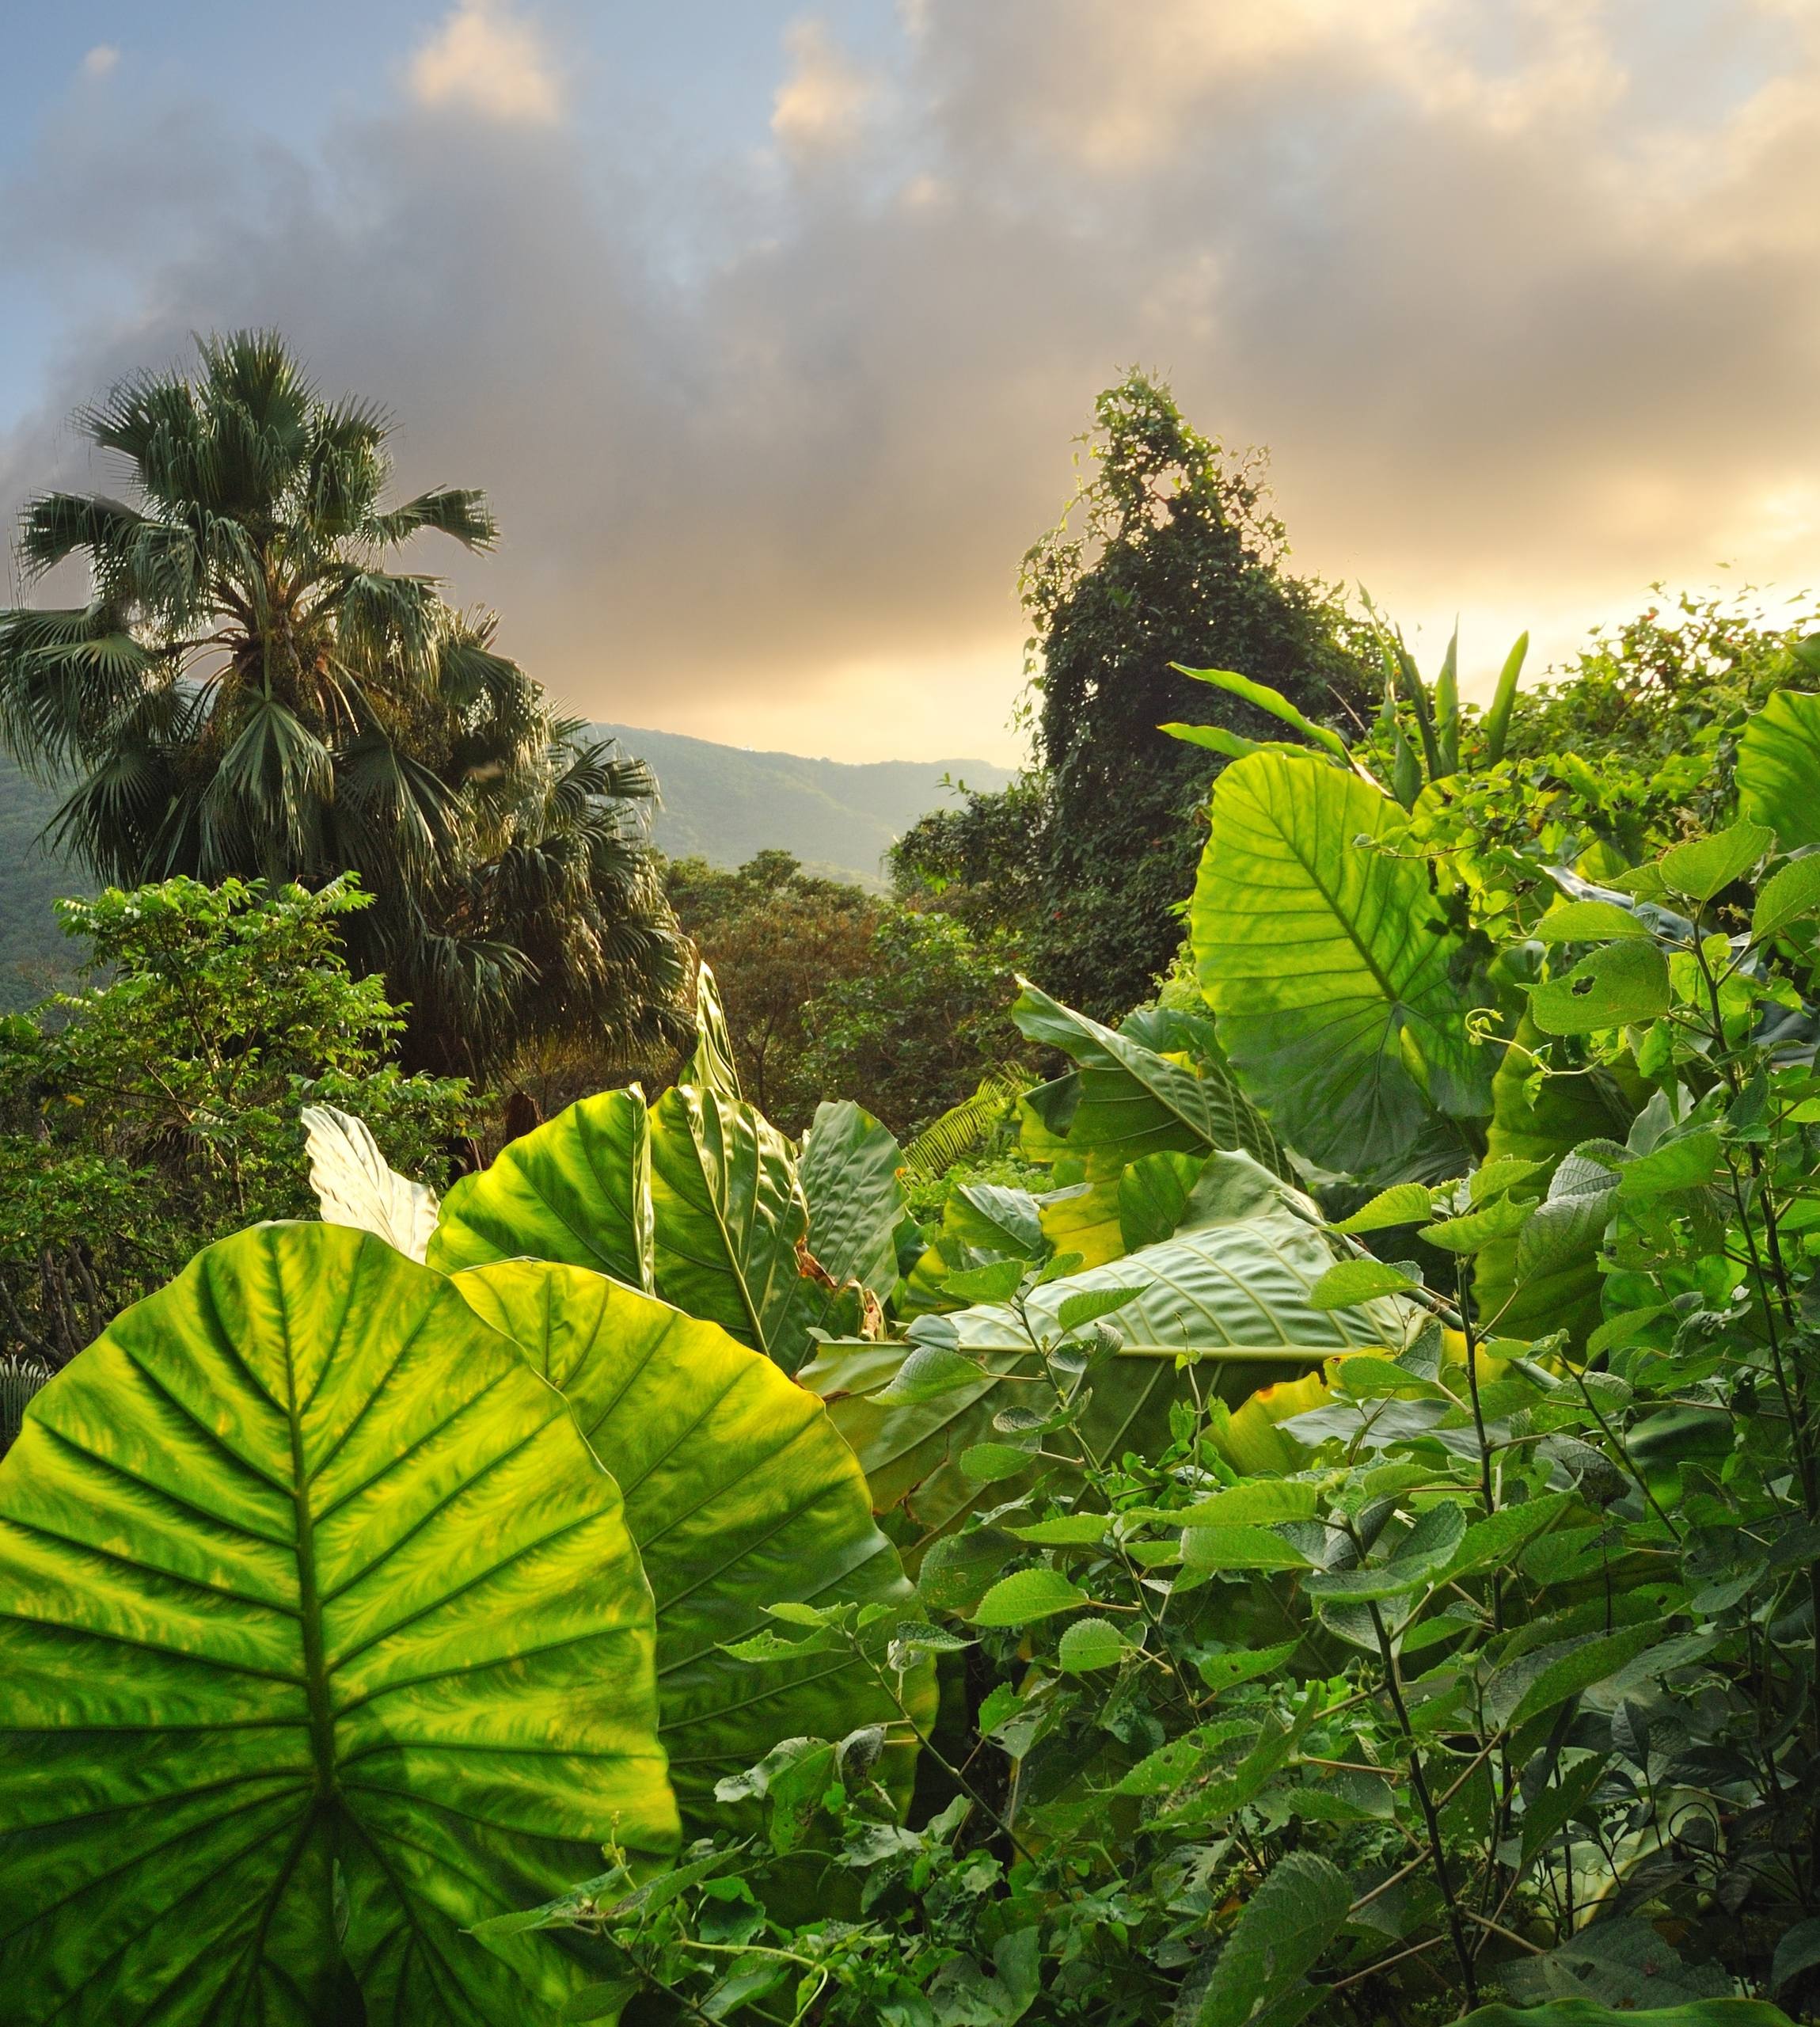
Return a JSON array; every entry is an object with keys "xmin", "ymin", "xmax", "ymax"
[
  {"xmin": 0, "ymin": 332, "xmax": 686, "ymax": 1077},
  {"xmin": 898, "ymin": 372, "xmax": 1370, "ymax": 1019}
]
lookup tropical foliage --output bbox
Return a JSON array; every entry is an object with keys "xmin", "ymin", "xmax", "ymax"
[
  {"xmin": 0, "ymin": 873, "xmax": 465, "ymax": 1367},
  {"xmin": 667, "ymin": 850, "xmax": 1035, "ymax": 1138},
  {"xmin": 10, "ymin": 347, "xmax": 1820, "ymax": 2027},
  {"xmin": 0, "ymin": 331, "xmax": 686, "ymax": 1077},
  {"xmin": 893, "ymin": 370, "xmax": 1372, "ymax": 1018}
]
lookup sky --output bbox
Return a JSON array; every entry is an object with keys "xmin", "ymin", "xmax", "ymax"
[{"xmin": 2, "ymin": 0, "xmax": 1818, "ymax": 765}]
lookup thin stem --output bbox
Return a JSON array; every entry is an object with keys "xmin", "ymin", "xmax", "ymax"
[{"xmin": 1369, "ymin": 1599, "xmax": 1478, "ymax": 2005}]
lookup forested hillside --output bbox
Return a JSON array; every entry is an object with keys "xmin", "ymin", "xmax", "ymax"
[
  {"xmin": 0, "ymin": 755, "xmax": 84, "ymax": 1008},
  {"xmin": 0, "ymin": 733, "xmax": 1011, "ymax": 1007},
  {"xmin": 598, "ymin": 723, "xmax": 1011, "ymax": 885}
]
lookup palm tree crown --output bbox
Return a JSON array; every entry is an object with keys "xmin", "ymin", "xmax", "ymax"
[{"xmin": 0, "ymin": 332, "xmax": 686, "ymax": 1077}]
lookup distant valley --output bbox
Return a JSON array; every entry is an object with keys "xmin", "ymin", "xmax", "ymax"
[{"xmin": 0, "ymin": 730, "xmax": 1013, "ymax": 1010}]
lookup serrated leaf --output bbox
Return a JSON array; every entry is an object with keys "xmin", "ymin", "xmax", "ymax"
[
  {"xmin": 1445, "ymin": 1492, "xmax": 1572, "ymax": 1580},
  {"xmin": 1180, "ymin": 1524, "xmax": 1312, "ymax": 1572},
  {"xmin": 944, "ymin": 1259, "xmax": 1029, "ymax": 1306},
  {"xmin": 1056, "ymin": 1617, "xmax": 1130, "ymax": 1672},
  {"xmin": 961, "ymin": 1441, "xmax": 1040, "ymax": 1481},
  {"xmin": 1305, "ymin": 1503, "xmax": 1466, "ymax": 1603},
  {"xmin": 1173, "ymin": 1481, "xmax": 1320, "ymax": 1527},
  {"xmin": 1419, "ymin": 1192, "xmax": 1535, "ymax": 1254},
  {"xmin": 1617, "ymin": 1128, "xmax": 1723, "ymax": 1200},
  {"xmin": 1195, "ymin": 1640, "xmax": 1302, "ymax": 1694},
  {"xmin": 1535, "ymin": 899, "xmax": 1653, "ymax": 943},
  {"xmin": 1490, "ymin": 1622, "xmax": 1659, "ymax": 1728},
  {"xmin": 1008, "ymin": 1514, "xmax": 1112, "ymax": 1544},
  {"xmin": 1753, "ymin": 854, "xmax": 1820, "ymax": 942},
  {"xmin": 972, "ymin": 1568, "xmax": 1089, "ymax": 1627},
  {"xmin": 1518, "ymin": 1753, "xmax": 1610, "ymax": 1868},
  {"xmin": 1309, "ymin": 1257, "xmax": 1419, "ymax": 1307},
  {"xmin": 1658, "ymin": 820, "xmax": 1776, "ymax": 902},
  {"xmin": 1056, "ymin": 1284, "xmax": 1143, "ymax": 1333},
  {"xmin": 874, "ymin": 1344, "xmax": 987, "ymax": 1405},
  {"xmin": 1195, "ymin": 1852, "xmax": 1351, "ymax": 2027},
  {"xmin": 1332, "ymin": 1183, "xmax": 1437, "ymax": 1234}
]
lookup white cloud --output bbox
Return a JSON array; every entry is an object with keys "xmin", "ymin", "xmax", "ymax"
[
  {"xmin": 772, "ymin": 18, "xmax": 876, "ymax": 161},
  {"xmin": 79, "ymin": 45, "xmax": 120, "ymax": 80},
  {"xmin": 407, "ymin": 0, "xmax": 563, "ymax": 125}
]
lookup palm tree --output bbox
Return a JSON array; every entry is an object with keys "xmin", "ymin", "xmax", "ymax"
[{"xmin": 0, "ymin": 332, "xmax": 687, "ymax": 1077}]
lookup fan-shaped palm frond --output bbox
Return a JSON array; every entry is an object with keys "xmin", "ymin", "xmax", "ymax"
[{"xmin": 0, "ymin": 332, "xmax": 686, "ymax": 1075}]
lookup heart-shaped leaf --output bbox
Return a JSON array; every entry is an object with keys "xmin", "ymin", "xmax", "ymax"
[
  {"xmin": 1191, "ymin": 752, "xmax": 1490, "ymax": 1172},
  {"xmin": 450, "ymin": 1260, "xmax": 929, "ymax": 1835},
  {"xmin": 0, "ymin": 1223, "xmax": 678, "ymax": 2025},
  {"xmin": 428, "ymin": 1085, "xmax": 655, "ymax": 1291},
  {"xmin": 1531, "ymin": 941, "xmax": 1672, "ymax": 1035}
]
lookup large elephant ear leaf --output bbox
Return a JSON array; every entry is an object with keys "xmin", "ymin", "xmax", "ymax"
[
  {"xmin": 684, "ymin": 960, "xmax": 743, "ymax": 1098},
  {"xmin": 1013, "ymin": 979, "xmax": 1291, "ymax": 1181},
  {"xmin": 1738, "ymin": 689, "xmax": 1820, "ymax": 850},
  {"xmin": 0, "ymin": 1222, "xmax": 678, "ymax": 2026},
  {"xmin": 1191, "ymin": 750, "xmax": 1490, "ymax": 1173},
  {"xmin": 427, "ymin": 1085, "xmax": 656, "ymax": 1291},
  {"xmin": 800, "ymin": 1098, "xmax": 906, "ymax": 1299},
  {"xmin": 803, "ymin": 1198, "xmax": 1412, "ymax": 1538},
  {"xmin": 450, "ymin": 1260, "xmax": 933, "ymax": 1833},
  {"xmin": 1472, "ymin": 1011, "xmax": 1639, "ymax": 1348},
  {"xmin": 648, "ymin": 1082, "xmax": 831, "ymax": 1373},
  {"xmin": 302, "ymin": 1101, "xmax": 439, "ymax": 1261}
]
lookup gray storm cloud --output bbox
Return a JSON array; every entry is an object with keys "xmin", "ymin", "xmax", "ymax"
[{"xmin": 3, "ymin": 0, "xmax": 1818, "ymax": 761}]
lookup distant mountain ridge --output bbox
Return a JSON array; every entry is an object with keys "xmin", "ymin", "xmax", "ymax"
[
  {"xmin": 594, "ymin": 724, "xmax": 1013, "ymax": 888},
  {"xmin": 0, "ymin": 731, "xmax": 1015, "ymax": 1009}
]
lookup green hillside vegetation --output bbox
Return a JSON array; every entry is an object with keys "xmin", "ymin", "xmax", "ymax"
[
  {"xmin": 598, "ymin": 722, "xmax": 1012, "ymax": 887},
  {"xmin": 0, "ymin": 735, "xmax": 1009, "ymax": 1010},
  {"xmin": 0, "ymin": 756, "xmax": 85, "ymax": 1008}
]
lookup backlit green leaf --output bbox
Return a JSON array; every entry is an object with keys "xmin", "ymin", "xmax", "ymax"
[
  {"xmin": 1753, "ymin": 854, "xmax": 1820, "ymax": 942},
  {"xmin": 1309, "ymin": 1257, "xmax": 1419, "ymax": 1307},
  {"xmin": 1658, "ymin": 821, "xmax": 1775, "ymax": 903},
  {"xmin": 1056, "ymin": 1617, "xmax": 1130, "ymax": 1672},
  {"xmin": 1179, "ymin": 1524, "xmax": 1312, "ymax": 1572},
  {"xmin": 452, "ymin": 1260, "xmax": 927, "ymax": 1837},
  {"xmin": 972, "ymin": 1568, "xmax": 1089, "ymax": 1627},
  {"xmin": 428, "ymin": 1084, "xmax": 655, "ymax": 1291},
  {"xmin": 1535, "ymin": 899, "xmax": 1653, "ymax": 943},
  {"xmin": 1740, "ymin": 687, "xmax": 1820, "ymax": 850},
  {"xmin": 1191, "ymin": 751, "xmax": 1490, "ymax": 1172},
  {"xmin": 1531, "ymin": 941, "xmax": 1672, "ymax": 1035},
  {"xmin": 1333, "ymin": 1183, "xmax": 1437, "ymax": 1233},
  {"xmin": 0, "ymin": 1224, "xmax": 678, "ymax": 2025}
]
